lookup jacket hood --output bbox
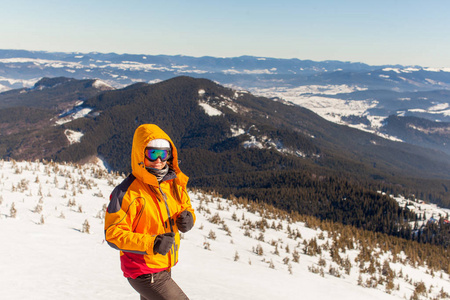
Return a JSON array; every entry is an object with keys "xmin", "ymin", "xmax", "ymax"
[{"xmin": 131, "ymin": 124, "xmax": 188, "ymax": 187}]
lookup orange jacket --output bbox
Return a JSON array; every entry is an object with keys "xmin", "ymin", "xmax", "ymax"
[{"xmin": 104, "ymin": 124, "xmax": 195, "ymax": 278}]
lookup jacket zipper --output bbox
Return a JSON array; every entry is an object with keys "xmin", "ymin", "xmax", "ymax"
[{"xmin": 158, "ymin": 185, "xmax": 176, "ymax": 267}]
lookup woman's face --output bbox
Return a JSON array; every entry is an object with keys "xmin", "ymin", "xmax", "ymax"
[{"xmin": 144, "ymin": 157, "xmax": 167, "ymax": 170}]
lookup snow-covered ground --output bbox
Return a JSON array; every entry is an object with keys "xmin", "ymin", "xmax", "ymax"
[
  {"xmin": 391, "ymin": 194, "xmax": 450, "ymax": 226},
  {"xmin": 247, "ymin": 85, "xmax": 398, "ymax": 140},
  {"xmin": 0, "ymin": 160, "xmax": 449, "ymax": 300}
]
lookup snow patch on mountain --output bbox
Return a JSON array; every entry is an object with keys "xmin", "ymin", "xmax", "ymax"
[
  {"xmin": 223, "ymin": 69, "xmax": 275, "ymax": 75},
  {"xmin": 64, "ymin": 129, "xmax": 84, "ymax": 144},
  {"xmin": 424, "ymin": 67, "xmax": 450, "ymax": 72},
  {"xmin": 242, "ymin": 135, "xmax": 264, "ymax": 149},
  {"xmin": 198, "ymin": 101, "xmax": 223, "ymax": 116},
  {"xmin": 382, "ymin": 67, "xmax": 422, "ymax": 74},
  {"xmin": 250, "ymin": 85, "xmax": 416, "ymax": 141},
  {"xmin": 0, "ymin": 76, "xmax": 39, "ymax": 91},
  {"xmin": 56, "ymin": 103, "xmax": 93, "ymax": 125},
  {"xmin": 230, "ymin": 126, "xmax": 245, "ymax": 137},
  {"xmin": 92, "ymin": 79, "xmax": 113, "ymax": 90},
  {"xmin": 241, "ymin": 133, "xmax": 312, "ymax": 158},
  {"xmin": 408, "ymin": 107, "xmax": 450, "ymax": 116},
  {"xmin": 0, "ymin": 57, "xmax": 84, "ymax": 69},
  {"xmin": 428, "ymin": 103, "xmax": 450, "ymax": 115},
  {"xmin": 0, "ymin": 83, "xmax": 9, "ymax": 92},
  {"xmin": 251, "ymin": 84, "xmax": 367, "ymax": 97},
  {"xmin": 348, "ymin": 123, "xmax": 404, "ymax": 142},
  {"xmin": 288, "ymin": 96, "xmax": 377, "ymax": 123},
  {"xmin": 391, "ymin": 194, "xmax": 450, "ymax": 225}
]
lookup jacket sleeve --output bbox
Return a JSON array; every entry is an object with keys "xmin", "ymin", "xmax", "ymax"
[
  {"xmin": 104, "ymin": 187, "xmax": 156, "ymax": 255},
  {"xmin": 179, "ymin": 185, "xmax": 196, "ymax": 225}
]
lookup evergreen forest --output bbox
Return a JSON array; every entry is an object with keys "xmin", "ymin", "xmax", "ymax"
[{"xmin": 1, "ymin": 76, "xmax": 449, "ymax": 249}]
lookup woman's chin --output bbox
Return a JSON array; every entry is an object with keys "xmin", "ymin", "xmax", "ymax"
[{"xmin": 150, "ymin": 163, "xmax": 166, "ymax": 170}]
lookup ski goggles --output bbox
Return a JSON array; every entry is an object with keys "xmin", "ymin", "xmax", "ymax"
[{"xmin": 145, "ymin": 147, "xmax": 172, "ymax": 162}]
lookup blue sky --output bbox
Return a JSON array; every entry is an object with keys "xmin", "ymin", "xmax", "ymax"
[{"xmin": 1, "ymin": 0, "xmax": 449, "ymax": 67}]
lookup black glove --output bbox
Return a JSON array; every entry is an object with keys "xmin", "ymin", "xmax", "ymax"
[
  {"xmin": 176, "ymin": 210, "xmax": 194, "ymax": 233},
  {"xmin": 153, "ymin": 232, "xmax": 175, "ymax": 255}
]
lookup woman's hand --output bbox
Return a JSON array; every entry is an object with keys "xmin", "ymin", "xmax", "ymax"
[
  {"xmin": 152, "ymin": 232, "xmax": 175, "ymax": 255},
  {"xmin": 176, "ymin": 210, "xmax": 194, "ymax": 233}
]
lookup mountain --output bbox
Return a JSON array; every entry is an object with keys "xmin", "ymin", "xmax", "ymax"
[
  {"xmin": 48, "ymin": 76, "xmax": 450, "ymax": 177},
  {"xmin": 1, "ymin": 49, "xmax": 450, "ymax": 92},
  {"xmin": 1, "ymin": 159, "xmax": 449, "ymax": 300},
  {"xmin": 1, "ymin": 49, "xmax": 450, "ymax": 155},
  {"xmin": 0, "ymin": 76, "xmax": 112, "ymax": 160},
  {"xmin": 2, "ymin": 74, "xmax": 450, "ymax": 236},
  {"xmin": 380, "ymin": 115, "xmax": 450, "ymax": 154},
  {"xmin": 0, "ymin": 76, "xmax": 113, "ymax": 110}
]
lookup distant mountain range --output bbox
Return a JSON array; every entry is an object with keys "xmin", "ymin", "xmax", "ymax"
[
  {"xmin": 1, "ymin": 49, "xmax": 450, "ymax": 92},
  {"xmin": 0, "ymin": 49, "xmax": 449, "ymax": 155}
]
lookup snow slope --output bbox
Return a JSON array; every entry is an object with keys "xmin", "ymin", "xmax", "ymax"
[{"xmin": 0, "ymin": 160, "xmax": 448, "ymax": 300}]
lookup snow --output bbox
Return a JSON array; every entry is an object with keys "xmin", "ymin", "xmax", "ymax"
[
  {"xmin": 242, "ymin": 135, "xmax": 264, "ymax": 149},
  {"xmin": 286, "ymin": 96, "xmax": 378, "ymax": 126},
  {"xmin": 222, "ymin": 69, "xmax": 275, "ymax": 75},
  {"xmin": 56, "ymin": 106, "xmax": 93, "ymax": 125},
  {"xmin": 0, "ymin": 83, "xmax": 9, "ymax": 93},
  {"xmin": 382, "ymin": 68, "xmax": 402, "ymax": 73},
  {"xmin": 429, "ymin": 103, "xmax": 450, "ymax": 112},
  {"xmin": 408, "ymin": 107, "xmax": 450, "ymax": 117},
  {"xmin": 92, "ymin": 79, "xmax": 113, "ymax": 90},
  {"xmin": 198, "ymin": 101, "xmax": 223, "ymax": 116},
  {"xmin": 249, "ymin": 85, "xmax": 417, "ymax": 141},
  {"xmin": 0, "ymin": 160, "xmax": 449, "ymax": 299},
  {"xmin": 230, "ymin": 126, "xmax": 245, "ymax": 137},
  {"xmin": 0, "ymin": 76, "xmax": 40, "ymax": 88},
  {"xmin": 241, "ymin": 133, "xmax": 309, "ymax": 157},
  {"xmin": 0, "ymin": 58, "xmax": 85, "ymax": 70},
  {"xmin": 64, "ymin": 129, "xmax": 84, "ymax": 144},
  {"xmin": 424, "ymin": 67, "xmax": 450, "ymax": 72},
  {"xmin": 222, "ymin": 69, "xmax": 241, "ymax": 75},
  {"xmin": 251, "ymin": 84, "xmax": 367, "ymax": 96},
  {"xmin": 0, "ymin": 57, "xmax": 209, "ymax": 76},
  {"xmin": 391, "ymin": 194, "xmax": 450, "ymax": 224},
  {"xmin": 381, "ymin": 66, "xmax": 450, "ymax": 74}
]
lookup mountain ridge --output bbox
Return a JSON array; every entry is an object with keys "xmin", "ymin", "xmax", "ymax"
[{"xmin": 1, "ymin": 49, "xmax": 449, "ymax": 154}]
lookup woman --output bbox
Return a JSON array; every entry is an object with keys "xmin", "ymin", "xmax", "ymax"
[{"xmin": 105, "ymin": 124, "xmax": 195, "ymax": 300}]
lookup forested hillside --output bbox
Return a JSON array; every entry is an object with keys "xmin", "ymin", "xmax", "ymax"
[
  {"xmin": 48, "ymin": 76, "xmax": 450, "ymax": 246},
  {"xmin": 1, "ymin": 76, "xmax": 450, "ymax": 246}
]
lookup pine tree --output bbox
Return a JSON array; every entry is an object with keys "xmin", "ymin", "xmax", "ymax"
[
  {"xmin": 292, "ymin": 249, "xmax": 300, "ymax": 263},
  {"xmin": 288, "ymin": 263, "xmax": 293, "ymax": 275},
  {"xmin": 234, "ymin": 251, "xmax": 240, "ymax": 262},
  {"xmin": 82, "ymin": 219, "xmax": 90, "ymax": 234},
  {"xmin": 10, "ymin": 203, "xmax": 17, "ymax": 218},
  {"xmin": 208, "ymin": 230, "xmax": 216, "ymax": 240},
  {"xmin": 268, "ymin": 259, "xmax": 275, "ymax": 269}
]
